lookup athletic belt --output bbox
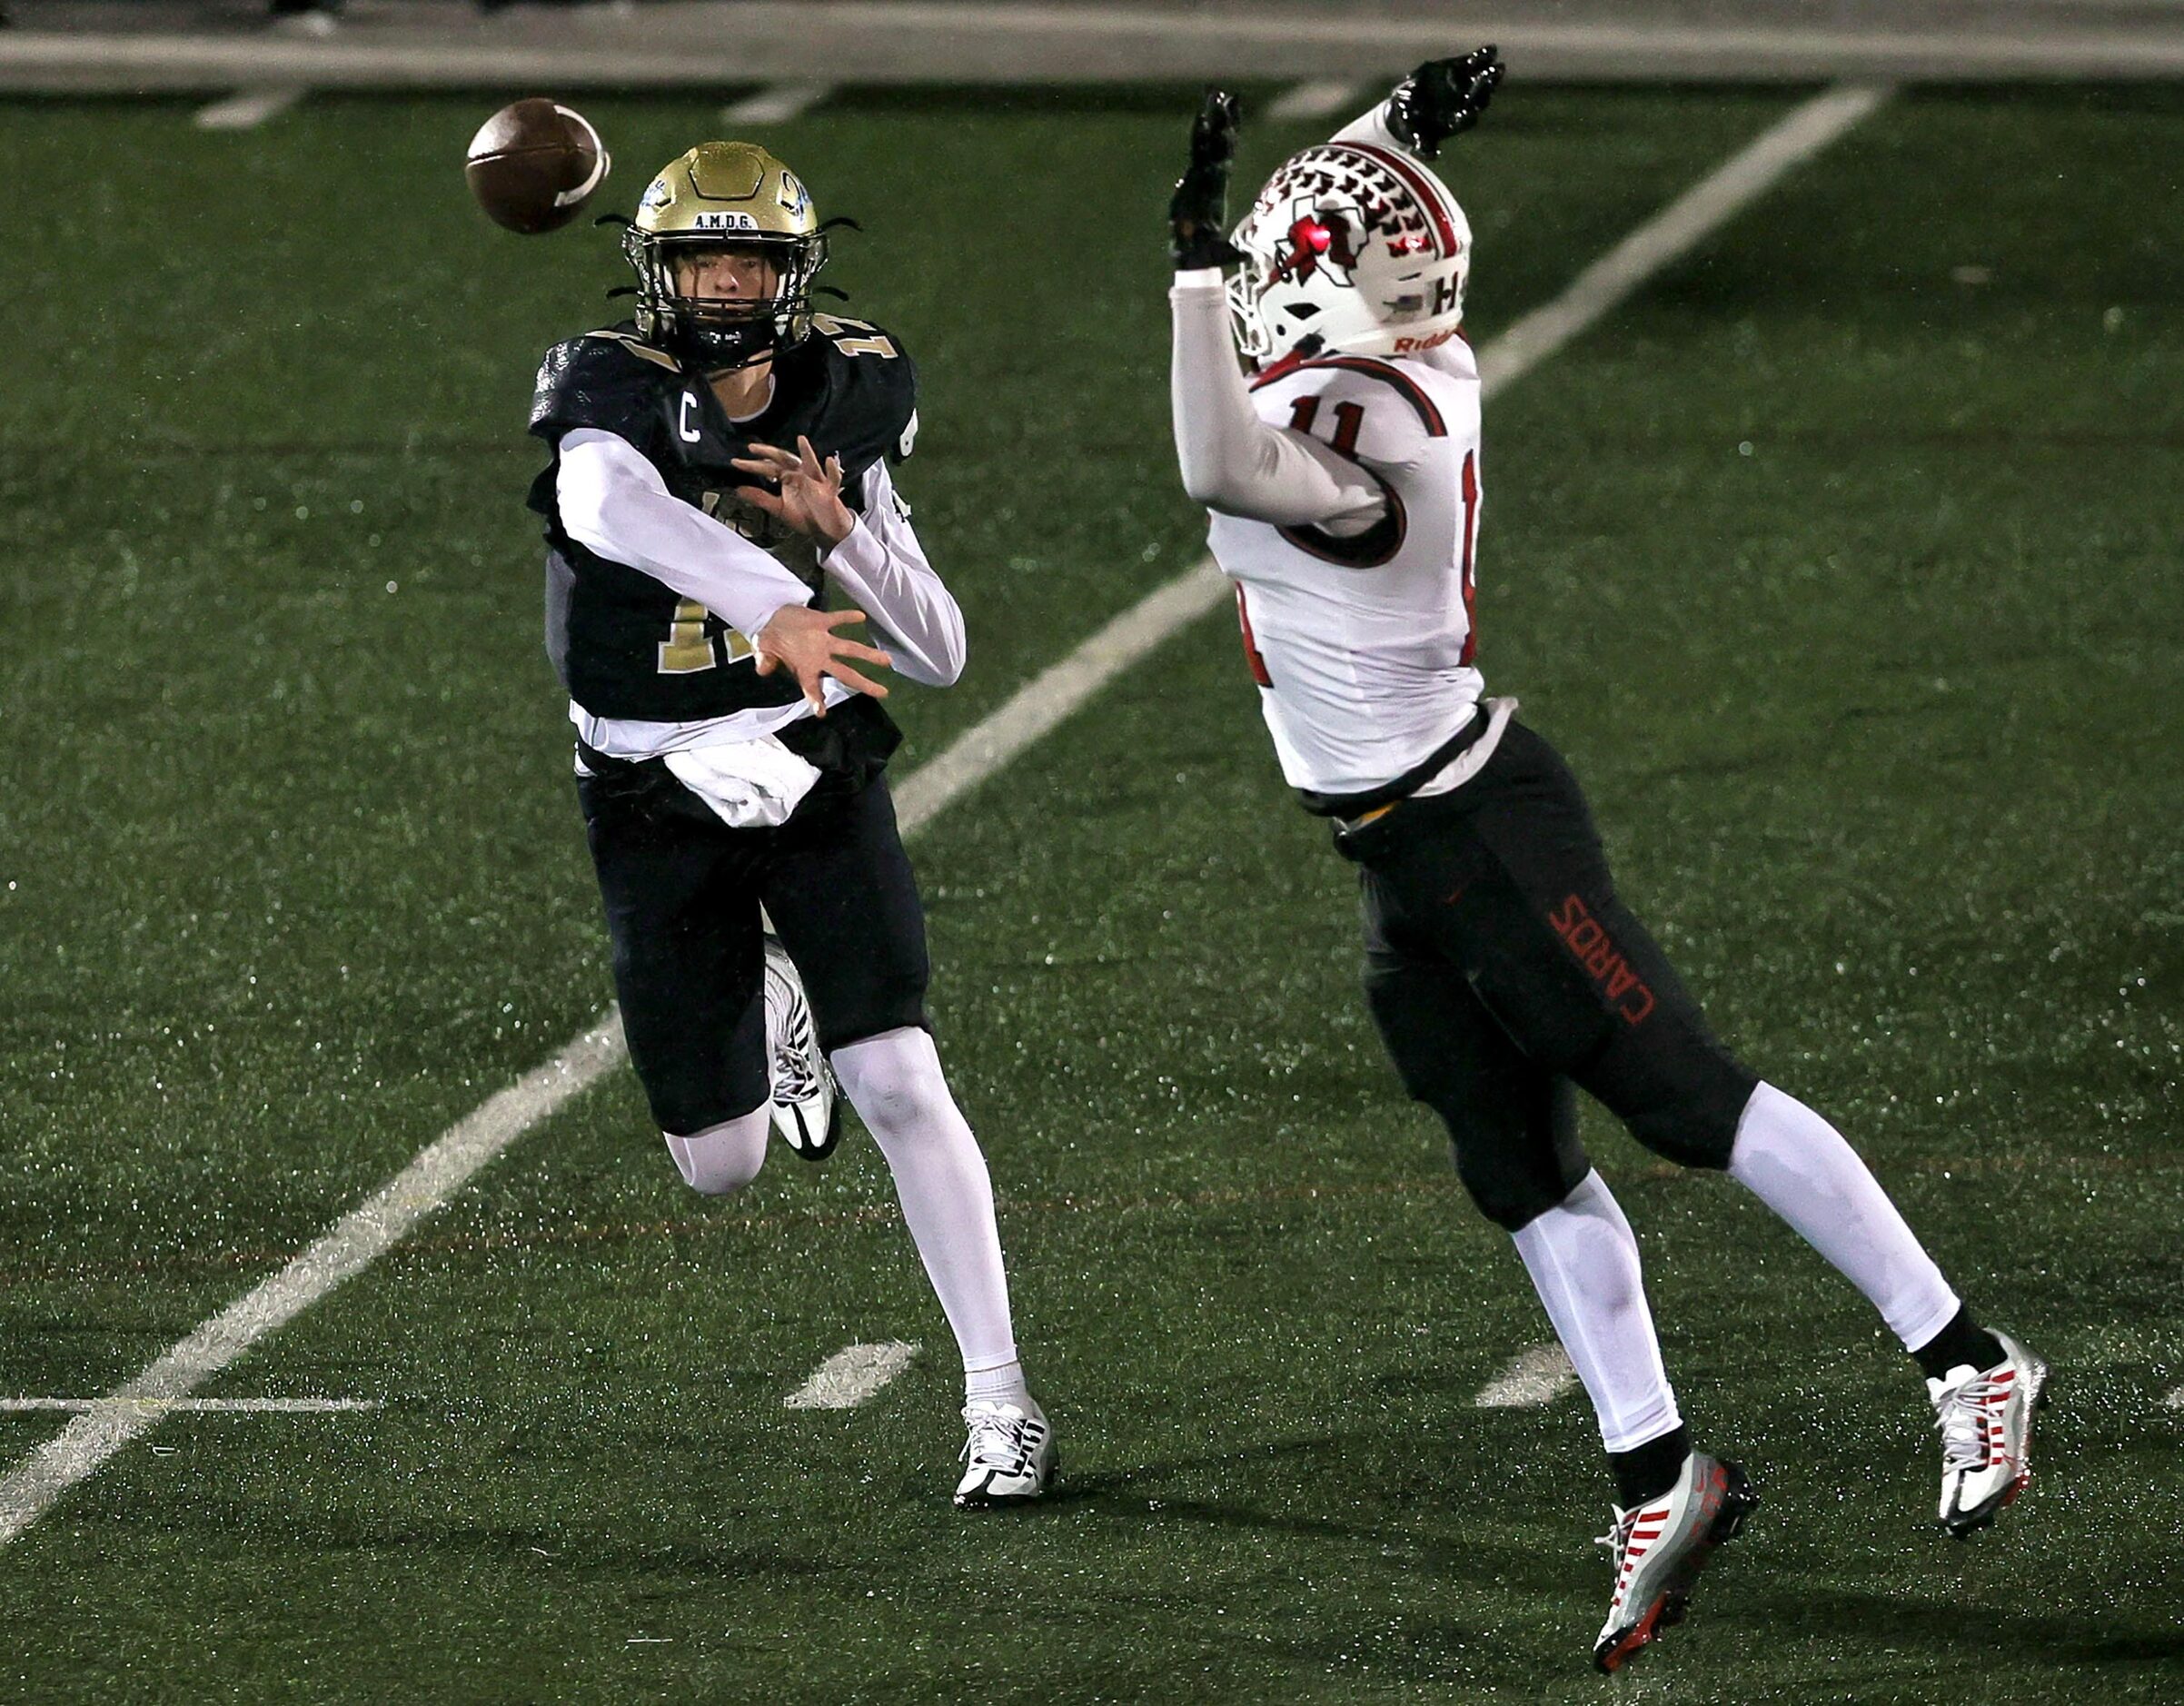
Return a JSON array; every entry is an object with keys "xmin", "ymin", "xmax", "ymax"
[
  {"xmin": 1297, "ymin": 707, "xmax": 1492, "ymax": 820},
  {"xmin": 575, "ymin": 735, "xmax": 645, "ymax": 774}
]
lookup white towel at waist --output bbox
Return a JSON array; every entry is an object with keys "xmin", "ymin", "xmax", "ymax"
[{"xmin": 660, "ymin": 734, "xmax": 822, "ymax": 829}]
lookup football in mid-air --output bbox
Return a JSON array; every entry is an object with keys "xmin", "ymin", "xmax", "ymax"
[{"xmin": 464, "ymin": 98, "xmax": 611, "ymax": 233}]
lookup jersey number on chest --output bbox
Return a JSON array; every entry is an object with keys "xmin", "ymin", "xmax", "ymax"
[
  {"xmin": 658, "ymin": 599, "xmax": 756, "ymax": 674},
  {"xmin": 1234, "ymin": 399, "xmax": 1483, "ymax": 685}
]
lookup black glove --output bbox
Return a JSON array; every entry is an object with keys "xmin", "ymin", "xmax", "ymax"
[
  {"xmin": 1169, "ymin": 87, "xmax": 1245, "ymax": 270},
  {"xmin": 1385, "ymin": 45, "xmax": 1504, "ymax": 159}
]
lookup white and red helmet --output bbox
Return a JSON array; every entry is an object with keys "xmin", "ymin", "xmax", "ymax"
[{"xmin": 1227, "ymin": 141, "xmax": 1472, "ymax": 365}]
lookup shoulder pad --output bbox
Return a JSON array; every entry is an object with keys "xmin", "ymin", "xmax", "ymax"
[
  {"xmin": 769, "ymin": 312, "xmax": 921, "ymax": 469},
  {"xmin": 801, "ymin": 314, "xmax": 921, "ymax": 469},
  {"xmin": 529, "ymin": 328, "xmax": 677, "ymax": 443}
]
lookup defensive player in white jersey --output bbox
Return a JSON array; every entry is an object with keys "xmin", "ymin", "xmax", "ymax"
[{"xmin": 1166, "ymin": 57, "xmax": 2048, "ymax": 1672}]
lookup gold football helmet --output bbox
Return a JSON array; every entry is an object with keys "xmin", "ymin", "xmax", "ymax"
[{"xmin": 622, "ymin": 142, "xmax": 828, "ymax": 371}]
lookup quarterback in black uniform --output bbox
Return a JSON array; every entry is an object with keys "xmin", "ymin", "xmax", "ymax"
[{"xmin": 527, "ymin": 141, "xmax": 1054, "ymax": 1504}]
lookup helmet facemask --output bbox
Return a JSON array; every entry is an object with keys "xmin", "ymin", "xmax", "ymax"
[{"xmin": 625, "ymin": 228, "xmax": 828, "ymax": 372}]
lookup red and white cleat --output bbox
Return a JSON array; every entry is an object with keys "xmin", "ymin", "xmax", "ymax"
[
  {"xmin": 1931, "ymin": 1328, "xmax": 2050, "ymax": 1538},
  {"xmin": 1592, "ymin": 1452, "xmax": 1758, "ymax": 1673}
]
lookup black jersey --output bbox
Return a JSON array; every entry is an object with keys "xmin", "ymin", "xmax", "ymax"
[{"xmin": 527, "ymin": 315, "xmax": 919, "ymax": 722}]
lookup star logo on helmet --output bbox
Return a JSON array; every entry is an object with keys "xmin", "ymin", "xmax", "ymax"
[
  {"xmin": 1274, "ymin": 203, "xmax": 1363, "ymax": 284},
  {"xmin": 1276, "ymin": 214, "xmax": 1332, "ymax": 281}
]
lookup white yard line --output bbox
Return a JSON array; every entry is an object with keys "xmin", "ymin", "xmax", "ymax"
[
  {"xmin": 0, "ymin": 1398, "xmax": 380, "ymax": 1414},
  {"xmin": 0, "ymin": 1015, "xmax": 624, "ymax": 1547},
  {"xmin": 192, "ymin": 86, "xmax": 305, "ymax": 130},
  {"xmin": 720, "ymin": 82, "xmax": 835, "ymax": 124},
  {"xmin": 1479, "ymin": 81, "xmax": 1891, "ymax": 392},
  {"xmin": 783, "ymin": 1342, "xmax": 922, "ymax": 1411},
  {"xmin": 1473, "ymin": 1344, "xmax": 1581, "ymax": 1409},
  {"xmin": 0, "ymin": 83, "xmax": 1888, "ymax": 1552},
  {"xmin": 890, "ymin": 561, "xmax": 1232, "ymax": 834},
  {"xmin": 1266, "ymin": 79, "xmax": 1365, "ymax": 124}
]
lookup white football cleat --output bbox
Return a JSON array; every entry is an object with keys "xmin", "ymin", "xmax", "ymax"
[
  {"xmin": 763, "ymin": 935, "xmax": 839, "ymax": 1161},
  {"xmin": 1931, "ymin": 1327, "xmax": 2049, "ymax": 1538},
  {"xmin": 953, "ymin": 1396, "xmax": 1058, "ymax": 1508},
  {"xmin": 1593, "ymin": 1452, "xmax": 1758, "ymax": 1673}
]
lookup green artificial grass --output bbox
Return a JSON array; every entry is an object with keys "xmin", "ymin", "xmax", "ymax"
[{"xmin": 0, "ymin": 83, "xmax": 2178, "ymax": 1704}]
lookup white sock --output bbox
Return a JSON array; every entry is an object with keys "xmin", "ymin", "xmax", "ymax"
[
  {"xmin": 964, "ymin": 1359, "xmax": 1031, "ymax": 1407},
  {"xmin": 663, "ymin": 1107, "xmax": 769, "ymax": 1195},
  {"xmin": 831, "ymin": 1027, "xmax": 1021, "ymax": 1377},
  {"xmin": 1511, "ymin": 1171, "xmax": 1683, "ymax": 1453},
  {"xmin": 1726, "ymin": 1081, "xmax": 1961, "ymax": 1350}
]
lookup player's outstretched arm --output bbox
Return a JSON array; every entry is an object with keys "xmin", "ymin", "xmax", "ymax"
[
  {"xmin": 556, "ymin": 427, "xmax": 816, "ymax": 636},
  {"xmin": 731, "ymin": 439, "xmax": 966, "ymax": 688},
  {"xmin": 1166, "ymin": 92, "xmax": 1388, "ymax": 530},
  {"xmin": 1335, "ymin": 45, "xmax": 1503, "ymax": 158}
]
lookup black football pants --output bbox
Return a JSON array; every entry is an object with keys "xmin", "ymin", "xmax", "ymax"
[
  {"xmin": 577, "ymin": 759, "xmax": 930, "ymax": 1136},
  {"xmin": 1336, "ymin": 719, "xmax": 1759, "ymax": 1232}
]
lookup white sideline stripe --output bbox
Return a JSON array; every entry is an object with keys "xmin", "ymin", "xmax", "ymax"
[
  {"xmin": 890, "ymin": 561, "xmax": 1232, "ymax": 834},
  {"xmin": 1479, "ymin": 82, "xmax": 1891, "ymax": 393},
  {"xmin": 783, "ymin": 1341, "xmax": 922, "ymax": 1411},
  {"xmin": 0, "ymin": 83, "xmax": 1887, "ymax": 1552},
  {"xmin": 720, "ymin": 82, "xmax": 834, "ymax": 124},
  {"xmin": 192, "ymin": 85, "xmax": 304, "ymax": 130},
  {"xmin": 0, "ymin": 1398, "xmax": 379, "ymax": 1414},
  {"xmin": 9, "ymin": 18, "xmax": 2184, "ymax": 84},
  {"xmin": 1474, "ymin": 1344, "xmax": 1581, "ymax": 1409},
  {"xmin": 1266, "ymin": 79, "xmax": 1365, "ymax": 124}
]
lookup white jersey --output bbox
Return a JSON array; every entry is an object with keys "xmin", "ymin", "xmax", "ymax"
[{"xmin": 1205, "ymin": 342, "xmax": 1484, "ymax": 803}]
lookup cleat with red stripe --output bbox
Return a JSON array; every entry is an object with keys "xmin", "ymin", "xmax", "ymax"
[
  {"xmin": 1931, "ymin": 1328, "xmax": 2049, "ymax": 1538},
  {"xmin": 1591, "ymin": 1453, "xmax": 1758, "ymax": 1674}
]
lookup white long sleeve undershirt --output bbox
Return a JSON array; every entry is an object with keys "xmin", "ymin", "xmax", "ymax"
[
  {"xmin": 555, "ymin": 427, "xmax": 967, "ymax": 689},
  {"xmin": 558, "ymin": 427, "xmax": 811, "ymax": 637},
  {"xmin": 817, "ymin": 461, "xmax": 967, "ymax": 689},
  {"xmin": 1168, "ymin": 273, "xmax": 1386, "ymax": 531}
]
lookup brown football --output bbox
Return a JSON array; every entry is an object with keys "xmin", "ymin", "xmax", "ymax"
[{"xmin": 464, "ymin": 98, "xmax": 611, "ymax": 234}]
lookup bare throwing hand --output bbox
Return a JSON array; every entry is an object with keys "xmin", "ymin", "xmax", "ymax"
[
  {"xmin": 730, "ymin": 435, "xmax": 856, "ymax": 546},
  {"xmin": 754, "ymin": 603, "xmax": 892, "ymax": 715}
]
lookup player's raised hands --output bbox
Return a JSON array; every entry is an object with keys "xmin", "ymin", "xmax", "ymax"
[
  {"xmin": 754, "ymin": 604, "xmax": 892, "ymax": 714},
  {"xmin": 1386, "ymin": 45, "xmax": 1504, "ymax": 158},
  {"xmin": 730, "ymin": 435, "xmax": 856, "ymax": 546},
  {"xmin": 1169, "ymin": 87, "xmax": 1245, "ymax": 270}
]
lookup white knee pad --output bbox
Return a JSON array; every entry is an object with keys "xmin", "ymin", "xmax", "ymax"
[
  {"xmin": 663, "ymin": 1107, "xmax": 770, "ymax": 1195},
  {"xmin": 833, "ymin": 1027, "xmax": 953, "ymax": 1143}
]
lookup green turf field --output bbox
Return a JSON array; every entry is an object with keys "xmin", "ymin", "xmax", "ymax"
[{"xmin": 1, "ymin": 80, "xmax": 2179, "ymax": 1703}]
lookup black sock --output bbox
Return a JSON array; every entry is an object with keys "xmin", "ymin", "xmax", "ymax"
[
  {"xmin": 1608, "ymin": 1425, "xmax": 1690, "ymax": 1509},
  {"xmin": 1911, "ymin": 1304, "xmax": 2006, "ymax": 1383}
]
